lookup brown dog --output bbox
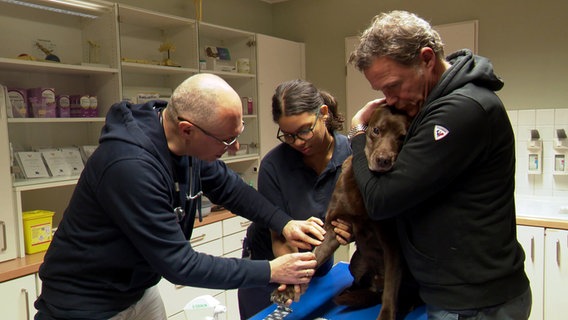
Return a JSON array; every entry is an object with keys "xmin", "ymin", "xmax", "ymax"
[{"xmin": 271, "ymin": 106, "xmax": 416, "ymax": 320}]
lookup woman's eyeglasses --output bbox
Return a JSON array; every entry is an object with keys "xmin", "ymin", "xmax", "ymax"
[{"xmin": 276, "ymin": 110, "xmax": 320, "ymax": 144}]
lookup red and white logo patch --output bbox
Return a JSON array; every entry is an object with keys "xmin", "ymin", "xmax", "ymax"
[{"xmin": 434, "ymin": 125, "xmax": 449, "ymax": 141}]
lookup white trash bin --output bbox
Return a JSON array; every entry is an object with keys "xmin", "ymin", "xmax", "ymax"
[{"xmin": 184, "ymin": 295, "xmax": 226, "ymax": 320}]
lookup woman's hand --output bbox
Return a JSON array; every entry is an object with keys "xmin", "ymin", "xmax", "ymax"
[
  {"xmin": 282, "ymin": 217, "xmax": 325, "ymax": 250},
  {"xmin": 331, "ymin": 219, "xmax": 353, "ymax": 245}
]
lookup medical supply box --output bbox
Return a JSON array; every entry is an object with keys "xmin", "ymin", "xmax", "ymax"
[{"xmin": 22, "ymin": 210, "xmax": 54, "ymax": 254}]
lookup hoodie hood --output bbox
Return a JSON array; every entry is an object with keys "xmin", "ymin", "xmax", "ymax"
[
  {"xmin": 99, "ymin": 100, "xmax": 172, "ymax": 176},
  {"xmin": 426, "ymin": 49, "xmax": 504, "ymax": 107}
]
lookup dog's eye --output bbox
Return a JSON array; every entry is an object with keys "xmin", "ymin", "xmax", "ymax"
[{"xmin": 372, "ymin": 127, "xmax": 380, "ymax": 135}]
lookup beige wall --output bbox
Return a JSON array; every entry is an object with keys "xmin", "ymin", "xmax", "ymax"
[{"xmin": 118, "ymin": 0, "xmax": 568, "ymax": 115}]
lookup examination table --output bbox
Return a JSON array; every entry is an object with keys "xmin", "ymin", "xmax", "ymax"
[{"xmin": 250, "ymin": 261, "xmax": 427, "ymax": 320}]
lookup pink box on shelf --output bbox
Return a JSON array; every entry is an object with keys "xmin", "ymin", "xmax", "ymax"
[
  {"xmin": 89, "ymin": 95, "xmax": 98, "ymax": 117},
  {"xmin": 7, "ymin": 88, "xmax": 28, "ymax": 118},
  {"xmin": 56, "ymin": 95, "xmax": 70, "ymax": 118},
  {"xmin": 28, "ymin": 87, "xmax": 56, "ymax": 118},
  {"xmin": 70, "ymin": 94, "xmax": 90, "ymax": 118}
]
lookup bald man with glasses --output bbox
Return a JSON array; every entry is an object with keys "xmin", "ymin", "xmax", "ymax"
[{"xmin": 35, "ymin": 73, "xmax": 324, "ymax": 320}]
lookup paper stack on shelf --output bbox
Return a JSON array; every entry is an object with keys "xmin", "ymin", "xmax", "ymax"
[{"xmin": 15, "ymin": 151, "xmax": 50, "ymax": 179}]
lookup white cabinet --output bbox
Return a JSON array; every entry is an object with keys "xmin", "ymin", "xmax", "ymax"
[
  {"xmin": 0, "ymin": 90, "xmax": 18, "ymax": 262},
  {"xmin": 256, "ymin": 34, "xmax": 305, "ymax": 159},
  {"xmin": 517, "ymin": 225, "xmax": 568, "ymax": 320},
  {"xmin": 0, "ymin": 274, "xmax": 38, "ymax": 320},
  {"xmin": 222, "ymin": 215, "xmax": 251, "ymax": 320},
  {"xmin": 117, "ymin": 4, "xmax": 198, "ymax": 102},
  {"xmin": 0, "ymin": 2, "xmax": 271, "ymax": 259},
  {"xmin": 0, "ymin": 0, "xmax": 120, "ymax": 259},
  {"xmin": 199, "ymin": 22, "xmax": 261, "ymax": 186},
  {"xmin": 157, "ymin": 215, "xmax": 251, "ymax": 320},
  {"xmin": 158, "ymin": 221, "xmax": 224, "ymax": 319},
  {"xmin": 517, "ymin": 225, "xmax": 544, "ymax": 320},
  {"xmin": 543, "ymin": 228, "xmax": 568, "ymax": 320}
]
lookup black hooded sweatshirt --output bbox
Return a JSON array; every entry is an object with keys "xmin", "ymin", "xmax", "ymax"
[
  {"xmin": 351, "ymin": 50, "xmax": 529, "ymax": 309},
  {"xmin": 35, "ymin": 101, "xmax": 291, "ymax": 319}
]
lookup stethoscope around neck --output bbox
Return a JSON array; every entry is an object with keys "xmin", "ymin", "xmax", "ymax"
[
  {"xmin": 156, "ymin": 105, "xmax": 205, "ymax": 222},
  {"xmin": 173, "ymin": 165, "xmax": 204, "ymax": 221}
]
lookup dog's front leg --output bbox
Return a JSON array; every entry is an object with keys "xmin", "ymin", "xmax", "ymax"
[{"xmin": 376, "ymin": 222, "xmax": 402, "ymax": 320}]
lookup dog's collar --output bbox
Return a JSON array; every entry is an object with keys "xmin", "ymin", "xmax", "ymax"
[{"xmin": 348, "ymin": 124, "xmax": 368, "ymax": 141}]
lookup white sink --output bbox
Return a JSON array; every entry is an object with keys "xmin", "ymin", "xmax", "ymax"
[{"xmin": 515, "ymin": 196, "xmax": 568, "ymax": 220}]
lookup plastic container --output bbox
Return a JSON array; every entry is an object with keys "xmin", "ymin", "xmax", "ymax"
[{"xmin": 22, "ymin": 210, "xmax": 54, "ymax": 254}]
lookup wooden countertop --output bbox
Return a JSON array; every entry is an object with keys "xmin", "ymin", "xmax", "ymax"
[
  {"xmin": 2, "ymin": 211, "xmax": 565, "ymax": 283},
  {"xmin": 0, "ymin": 210, "xmax": 235, "ymax": 283},
  {"xmin": 516, "ymin": 216, "xmax": 568, "ymax": 230}
]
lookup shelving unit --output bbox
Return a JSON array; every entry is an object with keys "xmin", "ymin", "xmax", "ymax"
[
  {"xmin": 0, "ymin": 0, "xmax": 263, "ymax": 260},
  {"xmin": 117, "ymin": 4, "xmax": 199, "ymax": 102},
  {"xmin": 198, "ymin": 22, "xmax": 260, "ymax": 184},
  {"xmin": 0, "ymin": 0, "xmax": 120, "ymax": 260}
]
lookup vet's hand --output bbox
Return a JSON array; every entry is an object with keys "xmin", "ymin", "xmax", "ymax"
[
  {"xmin": 352, "ymin": 98, "xmax": 387, "ymax": 127},
  {"xmin": 282, "ymin": 218, "xmax": 325, "ymax": 250},
  {"xmin": 269, "ymin": 252, "xmax": 317, "ymax": 284},
  {"xmin": 331, "ymin": 219, "xmax": 353, "ymax": 245}
]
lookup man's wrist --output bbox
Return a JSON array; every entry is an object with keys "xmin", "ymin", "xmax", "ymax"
[{"xmin": 348, "ymin": 124, "xmax": 367, "ymax": 141}]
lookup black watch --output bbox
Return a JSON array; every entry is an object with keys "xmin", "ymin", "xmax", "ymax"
[{"xmin": 347, "ymin": 124, "xmax": 368, "ymax": 141}]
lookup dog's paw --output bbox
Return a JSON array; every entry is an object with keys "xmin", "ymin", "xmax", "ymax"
[{"xmin": 270, "ymin": 286, "xmax": 295, "ymax": 307}]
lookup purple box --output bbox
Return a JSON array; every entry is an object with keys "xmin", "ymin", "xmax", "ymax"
[
  {"xmin": 28, "ymin": 87, "xmax": 56, "ymax": 118},
  {"xmin": 7, "ymin": 88, "xmax": 28, "ymax": 118},
  {"xmin": 56, "ymin": 95, "xmax": 70, "ymax": 118},
  {"xmin": 70, "ymin": 94, "xmax": 90, "ymax": 118},
  {"xmin": 89, "ymin": 95, "xmax": 98, "ymax": 117}
]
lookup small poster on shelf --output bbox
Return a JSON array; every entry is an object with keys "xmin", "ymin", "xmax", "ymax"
[
  {"xmin": 16, "ymin": 151, "xmax": 50, "ymax": 179},
  {"xmin": 41, "ymin": 150, "xmax": 72, "ymax": 177},
  {"xmin": 59, "ymin": 147, "xmax": 85, "ymax": 175}
]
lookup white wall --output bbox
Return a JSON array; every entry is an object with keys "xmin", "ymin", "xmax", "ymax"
[{"xmin": 509, "ymin": 108, "xmax": 568, "ymax": 197}]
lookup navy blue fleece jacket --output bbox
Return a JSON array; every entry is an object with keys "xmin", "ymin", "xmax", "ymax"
[{"xmin": 35, "ymin": 101, "xmax": 292, "ymax": 319}]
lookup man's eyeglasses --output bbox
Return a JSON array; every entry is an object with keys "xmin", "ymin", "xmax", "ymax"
[
  {"xmin": 178, "ymin": 116, "xmax": 244, "ymax": 147},
  {"xmin": 276, "ymin": 109, "xmax": 320, "ymax": 144}
]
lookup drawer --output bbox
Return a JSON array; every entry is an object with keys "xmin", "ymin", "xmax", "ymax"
[
  {"xmin": 159, "ymin": 238, "xmax": 224, "ymax": 317},
  {"xmin": 190, "ymin": 222, "xmax": 222, "ymax": 246},
  {"xmin": 222, "ymin": 216, "xmax": 251, "ymax": 236},
  {"xmin": 195, "ymin": 238, "xmax": 223, "ymax": 256},
  {"xmin": 222, "ymin": 230, "xmax": 246, "ymax": 255}
]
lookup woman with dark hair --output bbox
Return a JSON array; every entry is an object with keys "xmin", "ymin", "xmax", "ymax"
[{"xmin": 238, "ymin": 79, "xmax": 352, "ymax": 319}]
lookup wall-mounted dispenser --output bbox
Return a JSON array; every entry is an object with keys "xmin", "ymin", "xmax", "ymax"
[
  {"xmin": 553, "ymin": 128, "xmax": 567, "ymax": 175},
  {"xmin": 527, "ymin": 129, "xmax": 542, "ymax": 175}
]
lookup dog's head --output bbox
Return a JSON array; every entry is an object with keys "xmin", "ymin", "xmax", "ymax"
[{"xmin": 364, "ymin": 106, "xmax": 410, "ymax": 173}]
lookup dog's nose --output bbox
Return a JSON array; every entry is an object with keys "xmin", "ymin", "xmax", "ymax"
[{"xmin": 376, "ymin": 156, "xmax": 393, "ymax": 171}]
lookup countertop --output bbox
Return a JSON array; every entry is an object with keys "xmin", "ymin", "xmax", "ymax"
[
  {"xmin": 0, "ymin": 209, "xmax": 235, "ymax": 283},
  {"xmin": 515, "ymin": 196, "xmax": 568, "ymax": 229},
  {"xmin": 2, "ymin": 196, "xmax": 568, "ymax": 283}
]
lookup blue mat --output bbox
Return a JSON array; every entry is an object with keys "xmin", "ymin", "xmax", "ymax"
[{"xmin": 250, "ymin": 261, "xmax": 426, "ymax": 319}]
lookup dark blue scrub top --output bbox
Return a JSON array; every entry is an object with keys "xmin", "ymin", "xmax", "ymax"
[{"xmin": 245, "ymin": 132, "xmax": 351, "ymax": 274}]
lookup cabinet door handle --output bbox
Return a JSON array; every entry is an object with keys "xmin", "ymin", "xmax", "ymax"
[
  {"xmin": 190, "ymin": 234, "xmax": 206, "ymax": 244},
  {"xmin": 530, "ymin": 237, "xmax": 535, "ymax": 263},
  {"xmin": 556, "ymin": 240, "xmax": 561, "ymax": 267},
  {"xmin": 0, "ymin": 221, "xmax": 6, "ymax": 252},
  {"xmin": 21, "ymin": 288, "xmax": 30, "ymax": 320},
  {"xmin": 240, "ymin": 220, "xmax": 252, "ymax": 228}
]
